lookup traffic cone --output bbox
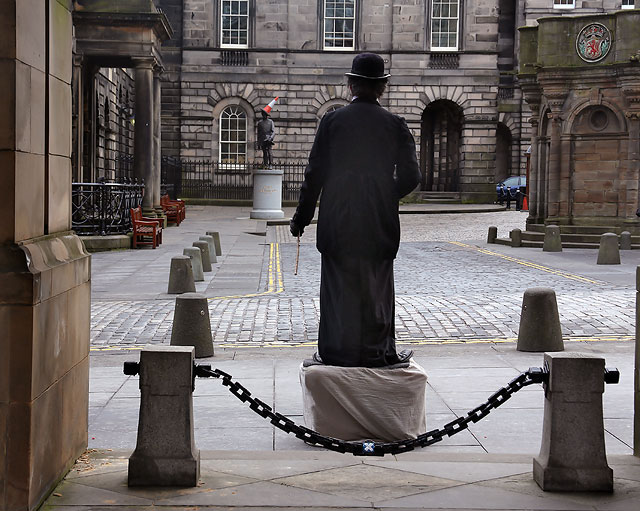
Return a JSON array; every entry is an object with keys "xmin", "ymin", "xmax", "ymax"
[
  {"xmin": 522, "ymin": 195, "xmax": 528, "ymax": 211},
  {"xmin": 263, "ymin": 96, "xmax": 279, "ymax": 114}
]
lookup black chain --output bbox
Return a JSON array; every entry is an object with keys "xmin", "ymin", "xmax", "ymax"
[{"xmin": 194, "ymin": 365, "xmax": 548, "ymax": 457}]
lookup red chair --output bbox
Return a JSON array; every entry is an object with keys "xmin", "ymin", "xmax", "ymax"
[{"xmin": 130, "ymin": 207, "xmax": 163, "ymax": 248}]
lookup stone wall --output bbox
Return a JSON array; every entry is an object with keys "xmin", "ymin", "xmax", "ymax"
[{"xmin": 1, "ymin": 1, "xmax": 91, "ymax": 511}]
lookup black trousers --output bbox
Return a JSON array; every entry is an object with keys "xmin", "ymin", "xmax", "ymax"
[{"xmin": 318, "ymin": 254, "xmax": 402, "ymax": 367}]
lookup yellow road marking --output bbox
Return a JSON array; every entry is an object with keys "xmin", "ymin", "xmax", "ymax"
[
  {"xmin": 91, "ymin": 335, "xmax": 633, "ymax": 351},
  {"xmin": 448, "ymin": 242, "xmax": 603, "ymax": 285},
  {"xmin": 206, "ymin": 242, "xmax": 284, "ymax": 301}
]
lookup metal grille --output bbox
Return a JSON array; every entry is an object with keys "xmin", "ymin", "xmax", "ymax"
[
  {"xmin": 428, "ymin": 53, "xmax": 460, "ymax": 69},
  {"xmin": 221, "ymin": 50, "xmax": 249, "ymax": 66}
]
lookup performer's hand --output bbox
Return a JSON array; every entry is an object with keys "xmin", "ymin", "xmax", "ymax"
[{"xmin": 290, "ymin": 220, "xmax": 304, "ymax": 237}]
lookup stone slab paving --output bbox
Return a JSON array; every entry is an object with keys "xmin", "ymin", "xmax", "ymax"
[{"xmin": 44, "ymin": 449, "xmax": 640, "ymax": 510}]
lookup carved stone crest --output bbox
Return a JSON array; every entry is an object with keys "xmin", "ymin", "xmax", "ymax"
[{"xmin": 576, "ymin": 23, "xmax": 612, "ymax": 63}]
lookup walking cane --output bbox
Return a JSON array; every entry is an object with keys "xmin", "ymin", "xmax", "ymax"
[{"xmin": 294, "ymin": 235, "xmax": 300, "ymax": 275}]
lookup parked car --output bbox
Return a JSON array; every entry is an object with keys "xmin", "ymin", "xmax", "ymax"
[{"xmin": 496, "ymin": 175, "xmax": 526, "ymax": 202}]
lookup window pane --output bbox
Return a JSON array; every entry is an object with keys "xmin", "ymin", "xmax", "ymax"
[
  {"xmin": 324, "ymin": 0, "xmax": 356, "ymax": 50},
  {"xmin": 221, "ymin": 0, "xmax": 249, "ymax": 48},
  {"xmin": 431, "ymin": 0, "xmax": 459, "ymax": 49},
  {"xmin": 220, "ymin": 106, "xmax": 247, "ymax": 163}
]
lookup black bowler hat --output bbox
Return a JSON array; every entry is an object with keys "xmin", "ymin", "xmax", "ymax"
[{"xmin": 345, "ymin": 53, "xmax": 390, "ymax": 80}]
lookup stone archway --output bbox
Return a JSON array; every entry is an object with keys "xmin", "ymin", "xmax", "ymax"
[
  {"xmin": 495, "ymin": 122, "xmax": 513, "ymax": 183},
  {"xmin": 420, "ymin": 100, "xmax": 464, "ymax": 192}
]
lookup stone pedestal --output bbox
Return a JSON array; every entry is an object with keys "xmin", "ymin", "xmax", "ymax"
[
  {"xmin": 128, "ymin": 346, "xmax": 200, "ymax": 486},
  {"xmin": 533, "ymin": 352, "xmax": 613, "ymax": 492},
  {"xmin": 300, "ymin": 359, "xmax": 427, "ymax": 442},
  {"xmin": 250, "ymin": 168, "xmax": 284, "ymax": 219}
]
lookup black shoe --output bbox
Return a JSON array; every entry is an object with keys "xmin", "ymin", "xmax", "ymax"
[{"xmin": 397, "ymin": 349, "xmax": 413, "ymax": 363}]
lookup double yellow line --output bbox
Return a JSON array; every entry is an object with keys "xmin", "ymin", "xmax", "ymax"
[
  {"xmin": 448, "ymin": 242, "xmax": 603, "ymax": 285},
  {"xmin": 206, "ymin": 242, "xmax": 284, "ymax": 301}
]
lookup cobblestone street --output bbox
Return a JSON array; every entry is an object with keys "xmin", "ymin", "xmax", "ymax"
[{"xmin": 90, "ymin": 208, "xmax": 638, "ymax": 350}]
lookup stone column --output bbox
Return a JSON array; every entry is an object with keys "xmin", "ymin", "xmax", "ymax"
[
  {"xmin": 0, "ymin": 2, "xmax": 91, "ymax": 510},
  {"xmin": 636, "ymin": 267, "xmax": 640, "ymax": 457},
  {"xmin": 544, "ymin": 92, "xmax": 567, "ymax": 223},
  {"xmin": 153, "ymin": 68, "xmax": 165, "ymax": 222},
  {"xmin": 134, "ymin": 58, "xmax": 156, "ymax": 216}
]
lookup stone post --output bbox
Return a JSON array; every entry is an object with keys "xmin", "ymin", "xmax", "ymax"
[
  {"xmin": 543, "ymin": 225, "xmax": 562, "ymax": 252},
  {"xmin": 153, "ymin": 68, "xmax": 165, "ymax": 223},
  {"xmin": 546, "ymin": 108, "xmax": 564, "ymax": 221},
  {"xmin": 134, "ymin": 58, "xmax": 156, "ymax": 217},
  {"xmin": 0, "ymin": 3, "xmax": 91, "ymax": 510},
  {"xmin": 128, "ymin": 346, "xmax": 200, "ymax": 486},
  {"xmin": 533, "ymin": 352, "xmax": 613, "ymax": 492}
]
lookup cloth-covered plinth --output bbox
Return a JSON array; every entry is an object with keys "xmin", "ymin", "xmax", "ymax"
[{"xmin": 299, "ymin": 359, "xmax": 428, "ymax": 442}]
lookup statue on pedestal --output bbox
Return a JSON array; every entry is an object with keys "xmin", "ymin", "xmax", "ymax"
[{"xmin": 257, "ymin": 99, "xmax": 277, "ymax": 167}]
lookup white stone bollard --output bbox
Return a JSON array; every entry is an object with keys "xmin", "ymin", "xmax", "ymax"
[
  {"xmin": 128, "ymin": 346, "xmax": 200, "ymax": 486},
  {"xmin": 620, "ymin": 231, "xmax": 632, "ymax": 250},
  {"xmin": 533, "ymin": 352, "xmax": 613, "ymax": 492},
  {"xmin": 250, "ymin": 167, "xmax": 284, "ymax": 219}
]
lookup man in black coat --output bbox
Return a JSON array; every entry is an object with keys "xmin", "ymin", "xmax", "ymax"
[{"xmin": 290, "ymin": 53, "xmax": 420, "ymax": 368}]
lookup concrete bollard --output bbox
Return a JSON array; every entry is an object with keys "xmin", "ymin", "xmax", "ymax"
[
  {"xmin": 487, "ymin": 226, "xmax": 497, "ymax": 244},
  {"xmin": 533, "ymin": 352, "xmax": 613, "ymax": 492},
  {"xmin": 168, "ymin": 255, "xmax": 196, "ymax": 294},
  {"xmin": 635, "ymin": 267, "xmax": 640, "ymax": 456},
  {"xmin": 620, "ymin": 231, "xmax": 632, "ymax": 250},
  {"xmin": 199, "ymin": 235, "xmax": 217, "ymax": 263},
  {"xmin": 170, "ymin": 292, "xmax": 214, "ymax": 358},
  {"xmin": 206, "ymin": 231, "xmax": 222, "ymax": 256},
  {"xmin": 597, "ymin": 233, "xmax": 621, "ymax": 265},
  {"xmin": 193, "ymin": 241, "xmax": 212, "ymax": 272},
  {"xmin": 543, "ymin": 225, "xmax": 562, "ymax": 252},
  {"xmin": 183, "ymin": 247, "xmax": 204, "ymax": 282},
  {"xmin": 128, "ymin": 346, "xmax": 200, "ymax": 486},
  {"xmin": 511, "ymin": 228, "xmax": 522, "ymax": 248},
  {"xmin": 517, "ymin": 288, "xmax": 564, "ymax": 352}
]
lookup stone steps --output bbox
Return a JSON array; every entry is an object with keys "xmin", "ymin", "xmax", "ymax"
[{"xmin": 413, "ymin": 191, "xmax": 461, "ymax": 203}]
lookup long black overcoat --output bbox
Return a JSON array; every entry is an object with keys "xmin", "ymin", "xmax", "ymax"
[{"xmin": 293, "ymin": 97, "xmax": 420, "ymax": 260}]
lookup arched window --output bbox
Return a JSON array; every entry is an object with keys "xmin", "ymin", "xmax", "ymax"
[{"xmin": 219, "ymin": 105, "xmax": 247, "ymax": 164}]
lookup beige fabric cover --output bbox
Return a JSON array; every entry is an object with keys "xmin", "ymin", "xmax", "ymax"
[{"xmin": 299, "ymin": 359, "xmax": 428, "ymax": 442}]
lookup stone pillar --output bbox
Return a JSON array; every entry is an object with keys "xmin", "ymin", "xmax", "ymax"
[
  {"xmin": 0, "ymin": 2, "xmax": 91, "ymax": 510},
  {"xmin": 152, "ymin": 68, "xmax": 164, "ymax": 222},
  {"xmin": 533, "ymin": 352, "xmax": 613, "ymax": 491},
  {"xmin": 544, "ymin": 91, "xmax": 566, "ymax": 223},
  {"xmin": 134, "ymin": 58, "xmax": 155, "ymax": 216}
]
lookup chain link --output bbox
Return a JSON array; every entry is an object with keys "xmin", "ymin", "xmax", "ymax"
[{"xmin": 195, "ymin": 365, "xmax": 546, "ymax": 457}]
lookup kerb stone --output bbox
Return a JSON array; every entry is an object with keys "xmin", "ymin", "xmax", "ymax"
[
  {"xmin": 533, "ymin": 352, "xmax": 613, "ymax": 492},
  {"xmin": 170, "ymin": 292, "xmax": 214, "ymax": 358},
  {"xmin": 597, "ymin": 233, "xmax": 621, "ymax": 264},
  {"xmin": 193, "ymin": 240, "xmax": 212, "ymax": 272},
  {"xmin": 128, "ymin": 346, "xmax": 200, "ymax": 486},
  {"xmin": 168, "ymin": 255, "xmax": 196, "ymax": 294},
  {"xmin": 517, "ymin": 287, "xmax": 564, "ymax": 352}
]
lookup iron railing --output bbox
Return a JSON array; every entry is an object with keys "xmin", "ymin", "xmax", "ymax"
[
  {"xmin": 72, "ymin": 180, "xmax": 144, "ymax": 236},
  {"xmin": 163, "ymin": 160, "xmax": 306, "ymax": 201}
]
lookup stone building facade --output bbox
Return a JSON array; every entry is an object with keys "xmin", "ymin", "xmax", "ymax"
[
  {"xmin": 519, "ymin": 9, "xmax": 640, "ymax": 230},
  {"xmin": 156, "ymin": 0, "xmax": 636, "ymax": 202}
]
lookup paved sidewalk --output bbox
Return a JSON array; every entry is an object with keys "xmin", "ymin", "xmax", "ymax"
[{"xmin": 51, "ymin": 203, "xmax": 640, "ymax": 510}]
